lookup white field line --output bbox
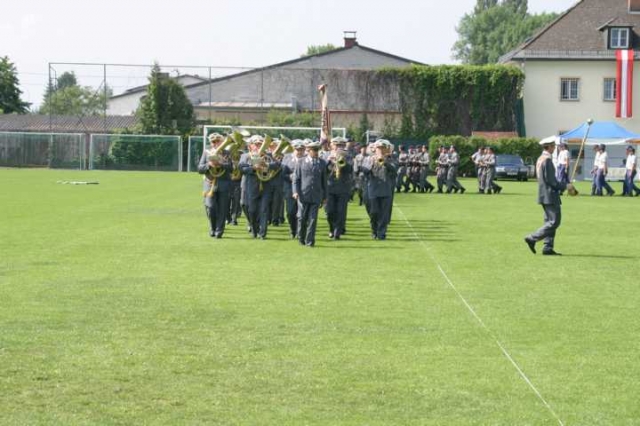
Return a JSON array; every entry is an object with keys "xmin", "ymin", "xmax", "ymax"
[{"xmin": 394, "ymin": 203, "xmax": 565, "ymax": 426}]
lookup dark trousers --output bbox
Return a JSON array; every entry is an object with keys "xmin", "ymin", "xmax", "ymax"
[
  {"xmin": 369, "ymin": 196, "xmax": 392, "ymax": 238},
  {"xmin": 326, "ymin": 193, "xmax": 349, "ymax": 237},
  {"xmin": 284, "ymin": 184, "xmax": 298, "ymax": 236},
  {"xmin": 623, "ymin": 170, "xmax": 640, "ymax": 195},
  {"xmin": 228, "ymin": 181, "xmax": 241, "ymax": 222},
  {"xmin": 204, "ymin": 191, "xmax": 230, "ymax": 236},
  {"xmin": 595, "ymin": 169, "xmax": 614, "ymax": 195},
  {"xmin": 297, "ymin": 201, "xmax": 320, "ymax": 246},
  {"xmin": 396, "ymin": 167, "xmax": 409, "ymax": 192},
  {"xmin": 271, "ymin": 185, "xmax": 284, "ymax": 224},
  {"xmin": 247, "ymin": 192, "xmax": 272, "ymax": 238},
  {"xmin": 529, "ymin": 204, "xmax": 561, "ymax": 251}
]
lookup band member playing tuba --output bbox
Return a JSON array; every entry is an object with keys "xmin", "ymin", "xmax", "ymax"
[
  {"xmin": 360, "ymin": 139, "xmax": 398, "ymax": 240},
  {"xmin": 198, "ymin": 133, "xmax": 234, "ymax": 238},
  {"xmin": 326, "ymin": 136, "xmax": 353, "ymax": 240},
  {"xmin": 238, "ymin": 135, "xmax": 282, "ymax": 239}
]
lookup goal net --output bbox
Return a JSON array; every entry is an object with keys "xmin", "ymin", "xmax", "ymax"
[{"xmin": 0, "ymin": 132, "xmax": 85, "ymax": 169}]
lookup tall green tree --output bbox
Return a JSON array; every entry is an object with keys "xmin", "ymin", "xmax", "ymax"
[
  {"xmin": 136, "ymin": 64, "xmax": 195, "ymax": 136},
  {"xmin": 0, "ymin": 56, "xmax": 30, "ymax": 114},
  {"xmin": 301, "ymin": 44, "xmax": 338, "ymax": 57},
  {"xmin": 453, "ymin": 0, "xmax": 557, "ymax": 64}
]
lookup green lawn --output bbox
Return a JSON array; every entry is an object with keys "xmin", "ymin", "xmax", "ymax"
[{"xmin": 1, "ymin": 168, "xmax": 638, "ymax": 425}]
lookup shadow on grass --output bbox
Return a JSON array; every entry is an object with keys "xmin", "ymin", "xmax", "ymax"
[{"xmin": 563, "ymin": 254, "xmax": 638, "ymax": 260}]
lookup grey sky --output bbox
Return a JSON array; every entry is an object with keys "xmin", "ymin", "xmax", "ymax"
[{"xmin": 2, "ymin": 0, "xmax": 576, "ymax": 108}]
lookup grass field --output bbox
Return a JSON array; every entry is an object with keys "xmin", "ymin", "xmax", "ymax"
[{"xmin": 1, "ymin": 168, "xmax": 639, "ymax": 425}]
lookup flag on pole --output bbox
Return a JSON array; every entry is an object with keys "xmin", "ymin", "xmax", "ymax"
[
  {"xmin": 318, "ymin": 84, "xmax": 331, "ymax": 146},
  {"xmin": 616, "ymin": 49, "xmax": 634, "ymax": 118}
]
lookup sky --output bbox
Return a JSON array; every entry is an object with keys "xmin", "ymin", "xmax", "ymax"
[{"xmin": 2, "ymin": 0, "xmax": 577, "ymax": 109}]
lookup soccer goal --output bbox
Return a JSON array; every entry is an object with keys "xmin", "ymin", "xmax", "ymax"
[
  {"xmin": 187, "ymin": 125, "xmax": 347, "ymax": 171},
  {"xmin": 89, "ymin": 134, "xmax": 182, "ymax": 172},
  {"xmin": 0, "ymin": 132, "xmax": 85, "ymax": 169}
]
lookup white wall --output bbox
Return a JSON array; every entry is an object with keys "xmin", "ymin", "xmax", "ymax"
[{"xmin": 521, "ymin": 60, "xmax": 640, "ymax": 138}]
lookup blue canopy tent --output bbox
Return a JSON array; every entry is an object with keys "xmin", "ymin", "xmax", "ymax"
[
  {"xmin": 558, "ymin": 121, "xmax": 640, "ymax": 181},
  {"xmin": 559, "ymin": 121, "xmax": 640, "ymax": 145}
]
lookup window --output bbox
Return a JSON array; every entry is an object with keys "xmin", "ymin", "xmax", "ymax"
[
  {"xmin": 610, "ymin": 28, "xmax": 631, "ymax": 49},
  {"xmin": 604, "ymin": 78, "xmax": 616, "ymax": 101},
  {"xmin": 560, "ymin": 78, "xmax": 579, "ymax": 101}
]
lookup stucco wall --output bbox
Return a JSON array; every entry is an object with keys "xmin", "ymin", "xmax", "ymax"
[{"xmin": 522, "ymin": 60, "xmax": 640, "ymax": 138}]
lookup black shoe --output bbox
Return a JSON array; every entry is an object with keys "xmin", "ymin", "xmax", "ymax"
[
  {"xmin": 378, "ymin": 234, "xmax": 386, "ymax": 240},
  {"xmin": 299, "ymin": 239, "xmax": 306, "ymax": 246},
  {"xmin": 232, "ymin": 220, "xmax": 238, "ymax": 226},
  {"xmin": 487, "ymin": 190, "xmax": 492, "ymax": 195},
  {"xmin": 608, "ymin": 191, "xmax": 615, "ymax": 196},
  {"xmin": 328, "ymin": 232, "xmax": 335, "ymax": 239},
  {"xmin": 437, "ymin": 189, "xmax": 443, "ymax": 194},
  {"xmin": 371, "ymin": 233, "xmax": 378, "ymax": 240},
  {"xmin": 209, "ymin": 230, "xmax": 215, "ymax": 237},
  {"xmin": 334, "ymin": 234, "xmax": 340, "ymax": 240},
  {"xmin": 215, "ymin": 233, "xmax": 223, "ymax": 239},
  {"xmin": 305, "ymin": 242, "xmax": 315, "ymax": 247},
  {"xmin": 460, "ymin": 188, "xmax": 466, "ymax": 194},
  {"xmin": 542, "ymin": 249, "xmax": 562, "ymax": 256},
  {"xmin": 453, "ymin": 188, "xmax": 459, "ymax": 194},
  {"xmin": 479, "ymin": 189, "xmax": 484, "ymax": 194},
  {"xmin": 496, "ymin": 187, "xmax": 502, "ymax": 194},
  {"xmin": 524, "ymin": 237, "xmax": 536, "ymax": 254}
]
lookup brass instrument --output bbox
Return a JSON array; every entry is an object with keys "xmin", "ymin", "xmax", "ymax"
[
  {"xmin": 252, "ymin": 134, "xmax": 273, "ymax": 182},
  {"xmin": 271, "ymin": 135, "xmax": 291, "ymax": 158},
  {"xmin": 227, "ymin": 131, "xmax": 246, "ymax": 181},
  {"xmin": 333, "ymin": 149, "xmax": 348, "ymax": 179},
  {"xmin": 206, "ymin": 135, "xmax": 234, "ymax": 178}
]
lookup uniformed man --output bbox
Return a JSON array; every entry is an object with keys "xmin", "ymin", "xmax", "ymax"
[
  {"xmin": 282, "ymin": 139, "xmax": 306, "ymax": 238},
  {"xmin": 436, "ymin": 146, "xmax": 449, "ymax": 193},
  {"xmin": 360, "ymin": 140, "xmax": 398, "ymax": 240},
  {"xmin": 471, "ymin": 146, "xmax": 485, "ymax": 193},
  {"xmin": 198, "ymin": 133, "xmax": 233, "ymax": 238},
  {"xmin": 556, "ymin": 142, "xmax": 570, "ymax": 191},
  {"xmin": 226, "ymin": 137, "xmax": 244, "ymax": 226},
  {"xmin": 292, "ymin": 140, "xmax": 328, "ymax": 247},
  {"xmin": 326, "ymin": 136, "xmax": 353, "ymax": 240},
  {"xmin": 446, "ymin": 145, "xmax": 466, "ymax": 194},
  {"xmin": 482, "ymin": 147, "xmax": 500, "ymax": 194},
  {"xmin": 396, "ymin": 145, "xmax": 410, "ymax": 193},
  {"xmin": 269, "ymin": 138, "xmax": 285, "ymax": 226},
  {"xmin": 353, "ymin": 144, "xmax": 368, "ymax": 205},
  {"xmin": 524, "ymin": 138, "xmax": 567, "ymax": 256},
  {"xmin": 238, "ymin": 135, "xmax": 281, "ymax": 239},
  {"xmin": 417, "ymin": 144, "xmax": 434, "ymax": 193}
]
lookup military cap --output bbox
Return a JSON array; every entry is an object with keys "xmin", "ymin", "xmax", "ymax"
[
  {"xmin": 208, "ymin": 133, "xmax": 224, "ymax": 142},
  {"xmin": 331, "ymin": 136, "xmax": 348, "ymax": 145},
  {"xmin": 306, "ymin": 140, "xmax": 321, "ymax": 149},
  {"xmin": 291, "ymin": 139, "xmax": 306, "ymax": 149},
  {"xmin": 248, "ymin": 135, "xmax": 264, "ymax": 144}
]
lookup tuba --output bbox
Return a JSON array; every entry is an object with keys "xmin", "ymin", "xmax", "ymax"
[
  {"xmin": 333, "ymin": 149, "xmax": 348, "ymax": 179},
  {"xmin": 227, "ymin": 131, "xmax": 246, "ymax": 181},
  {"xmin": 253, "ymin": 134, "xmax": 273, "ymax": 182},
  {"xmin": 207, "ymin": 136, "xmax": 234, "ymax": 178}
]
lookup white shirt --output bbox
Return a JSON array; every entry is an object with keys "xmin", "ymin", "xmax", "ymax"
[
  {"xmin": 594, "ymin": 151, "xmax": 608, "ymax": 170},
  {"xmin": 626, "ymin": 154, "xmax": 637, "ymax": 171},
  {"xmin": 557, "ymin": 150, "xmax": 569, "ymax": 166}
]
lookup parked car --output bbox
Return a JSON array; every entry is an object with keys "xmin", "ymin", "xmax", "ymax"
[{"xmin": 495, "ymin": 154, "xmax": 529, "ymax": 181}]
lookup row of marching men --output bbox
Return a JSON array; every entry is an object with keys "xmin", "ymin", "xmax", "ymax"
[{"xmin": 198, "ymin": 132, "xmax": 399, "ymax": 246}]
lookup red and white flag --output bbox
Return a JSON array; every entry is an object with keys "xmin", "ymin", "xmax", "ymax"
[
  {"xmin": 318, "ymin": 84, "xmax": 331, "ymax": 146},
  {"xmin": 616, "ymin": 49, "xmax": 634, "ymax": 118}
]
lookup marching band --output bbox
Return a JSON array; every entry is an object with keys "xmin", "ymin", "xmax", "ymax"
[{"xmin": 198, "ymin": 132, "xmax": 472, "ymax": 246}]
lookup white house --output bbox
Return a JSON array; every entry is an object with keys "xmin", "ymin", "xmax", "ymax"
[{"xmin": 501, "ymin": 0, "xmax": 640, "ymax": 140}]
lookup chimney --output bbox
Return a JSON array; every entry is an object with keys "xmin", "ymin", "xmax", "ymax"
[
  {"xmin": 344, "ymin": 31, "xmax": 357, "ymax": 48},
  {"xmin": 630, "ymin": 0, "xmax": 640, "ymax": 12}
]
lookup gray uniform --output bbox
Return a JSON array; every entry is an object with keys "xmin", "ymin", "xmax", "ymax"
[
  {"xmin": 238, "ymin": 153, "xmax": 281, "ymax": 239},
  {"xmin": 526, "ymin": 151, "xmax": 566, "ymax": 253},
  {"xmin": 282, "ymin": 153, "xmax": 304, "ymax": 238},
  {"xmin": 361, "ymin": 156, "xmax": 398, "ymax": 239},
  {"xmin": 326, "ymin": 151, "xmax": 353, "ymax": 239},
  {"xmin": 198, "ymin": 150, "xmax": 233, "ymax": 237},
  {"xmin": 446, "ymin": 151, "xmax": 465, "ymax": 193},
  {"xmin": 396, "ymin": 151, "xmax": 410, "ymax": 192},
  {"xmin": 292, "ymin": 156, "xmax": 328, "ymax": 247},
  {"xmin": 436, "ymin": 151, "xmax": 449, "ymax": 192},
  {"xmin": 483, "ymin": 153, "xmax": 496, "ymax": 193},
  {"xmin": 417, "ymin": 151, "xmax": 434, "ymax": 192},
  {"xmin": 354, "ymin": 152, "xmax": 367, "ymax": 205}
]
